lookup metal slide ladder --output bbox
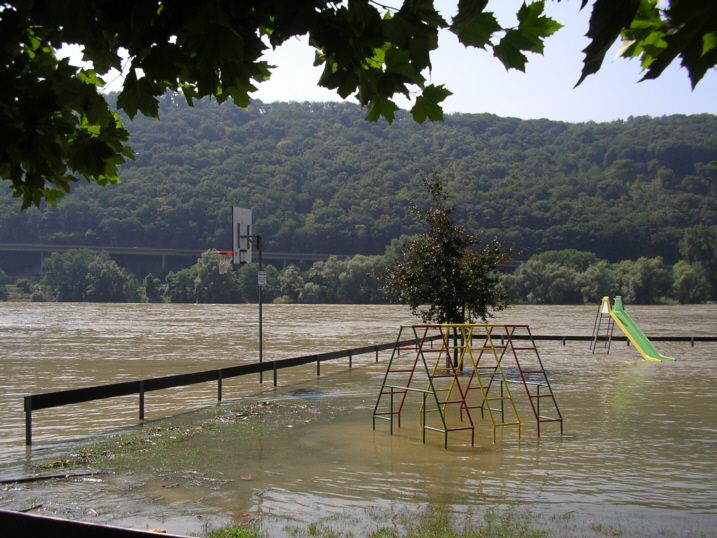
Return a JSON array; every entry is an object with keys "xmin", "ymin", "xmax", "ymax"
[{"xmin": 590, "ymin": 296, "xmax": 615, "ymax": 354}]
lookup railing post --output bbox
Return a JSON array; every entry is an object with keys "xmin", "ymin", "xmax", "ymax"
[
  {"xmin": 349, "ymin": 351, "xmax": 352, "ymax": 369},
  {"xmin": 390, "ymin": 386, "xmax": 394, "ymax": 435},
  {"xmin": 139, "ymin": 380, "xmax": 145, "ymax": 421},
  {"xmin": 316, "ymin": 356, "xmax": 320, "ymax": 376},
  {"xmin": 273, "ymin": 361, "xmax": 277, "ymax": 387},
  {"xmin": 375, "ymin": 346, "xmax": 379, "ymax": 362},
  {"xmin": 24, "ymin": 396, "xmax": 32, "ymax": 446},
  {"xmin": 217, "ymin": 370, "xmax": 223, "ymax": 402},
  {"xmin": 422, "ymin": 391, "xmax": 426, "ymax": 444}
]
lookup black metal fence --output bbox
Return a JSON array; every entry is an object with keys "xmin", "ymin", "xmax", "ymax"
[{"xmin": 23, "ymin": 339, "xmax": 418, "ymax": 446}]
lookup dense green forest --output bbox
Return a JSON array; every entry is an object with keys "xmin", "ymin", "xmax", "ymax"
[{"xmin": 1, "ymin": 95, "xmax": 715, "ymax": 266}]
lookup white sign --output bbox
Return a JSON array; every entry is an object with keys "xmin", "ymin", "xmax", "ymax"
[{"xmin": 257, "ymin": 270, "xmax": 267, "ymax": 287}]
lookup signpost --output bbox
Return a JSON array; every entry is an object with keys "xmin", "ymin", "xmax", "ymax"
[{"xmin": 233, "ymin": 207, "xmax": 266, "ymax": 384}]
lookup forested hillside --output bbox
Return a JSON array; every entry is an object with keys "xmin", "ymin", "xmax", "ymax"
[{"xmin": 1, "ymin": 95, "xmax": 715, "ymax": 262}]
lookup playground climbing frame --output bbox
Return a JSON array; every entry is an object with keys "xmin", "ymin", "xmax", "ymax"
[{"xmin": 372, "ymin": 323, "xmax": 563, "ymax": 448}]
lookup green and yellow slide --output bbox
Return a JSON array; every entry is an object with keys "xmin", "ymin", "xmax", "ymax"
[{"xmin": 602, "ymin": 296, "xmax": 676, "ymax": 362}]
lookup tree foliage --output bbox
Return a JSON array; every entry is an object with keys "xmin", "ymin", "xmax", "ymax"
[
  {"xmin": 503, "ymin": 234, "xmax": 715, "ymax": 305},
  {"xmin": 165, "ymin": 266, "xmax": 198, "ymax": 304},
  {"xmin": 672, "ymin": 260, "xmax": 712, "ymax": 304},
  {"xmin": 1, "ymin": 101, "xmax": 714, "ymax": 270},
  {"xmin": 616, "ymin": 0, "xmax": 717, "ymax": 89},
  {"xmin": 379, "ymin": 173, "xmax": 509, "ymax": 322},
  {"xmin": 142, "ymin": 273, "xmax": 164, "ymax": 303},
  {"xmin": 1, "ymin": 0, "xmax": 714, "ymax": 207},
  {"xmin": 194, "ymin": 250, "xmax": 241, "ymax": 304},
  {"xmin": 40, "ymin": 249, "xmax": 138, "ymax": 301},
  {"xmin": 85, "ymin": 254, "xmax": 140, "ymax": 302}
]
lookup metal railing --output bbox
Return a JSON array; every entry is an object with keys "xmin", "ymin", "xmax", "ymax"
[
  {"xmin": 23, "ymin": 333, "xmax": 715, "ymax": 445},
  {"xmin": 23, "ymin": 339, "xmax": 420, "ymax": 446}
]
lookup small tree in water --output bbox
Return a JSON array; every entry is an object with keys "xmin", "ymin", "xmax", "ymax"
[{"xmin": 380, "ymin": 173, "xmax": 510, "ymax": 323}]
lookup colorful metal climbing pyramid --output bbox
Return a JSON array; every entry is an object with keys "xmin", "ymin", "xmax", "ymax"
[{"xmin": 372, "ymin": 323, "xmax": 563, "ymax": 448}]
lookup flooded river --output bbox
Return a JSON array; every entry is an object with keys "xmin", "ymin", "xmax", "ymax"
[{"xmin": 1, "ymin": 303, "xmax": 716, "ymax": 536}]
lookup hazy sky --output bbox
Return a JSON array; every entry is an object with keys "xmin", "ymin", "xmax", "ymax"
[{"xmin": 253, "ymin": 1, "xmax": 717, "ymax": 123}]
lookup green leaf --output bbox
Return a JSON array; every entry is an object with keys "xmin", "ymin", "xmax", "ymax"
[
  {"xmin": 492, "ymin": 2, "xmax": 561, "ymax": 71},
  {"xmin": 451, "ymin": 0, "xmax": 501, "ymax": 49},
  {"xmin": 411, "ymin": 84, "xmax": 452, "ymax": 123},
  {"xmin": 319, "ymin": 59, "xmax": 360, "ymax": 99},
  {"xmin": 577, "ymin": 0, "xmax": 640, "ymax": 86},
  {"xmin": 365, "ymin": 96, "xmax": 399, "ymax": 123},
  {"xmin": 493, "ymin": 29, "xmax": 529, "ymax": 71},
  {"xmin": 385, "ymin": 46, "xmax": 420, "ymax": 82},
  {"xmin": 180, "ymin": 84, "xmax": 197, "ymax": 106},
  {"xmin": 366, "ymin": 43, "xmax": 389, "ymax": 69},
  {"xmin": 226, "ymin": 85, "xmax": 251, "ymax": 108},
  {"xmin": 515, "ymin": 1, "xmax": 563, "ymax": 53},
  {"xmin": 401, "ymin": 0, "xmax": 448, "ymax": 28},
  {"xmin": 641, "ymin": 1, "xmax": 717, "ymax": 88},
  {"xmin": 77, "ymin": 69, "xmax": 106, "ymax": 88},
  {"xmin": 117, "ymin": 70, "xmax": 160, "ymax": 119}
]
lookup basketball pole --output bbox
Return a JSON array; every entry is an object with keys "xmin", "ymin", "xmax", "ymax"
[
  {"xmin": 257, "ymin": 234, "xmax": 263, "ymax": 384},
  {"xmin": 232, "ymin": 206, "xmax": 266, "ymax": 385}
]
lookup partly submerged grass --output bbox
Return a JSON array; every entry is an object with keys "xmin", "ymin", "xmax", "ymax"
[
  {"xmin": 232, "ymin": 505, "xmax": 552, "ymax": 538},
  {"xmin": 30, "ymin": 400, "xmax": 280, "ymax": 473},
  {"xmin": 210, "ymin": 504, "xmax": 632, "ymax": 538},
  {"xmin": 206, "ymin": 525, "xmax": 263, "ymax": 538},
  {"xmin": 386, "ymin": 505, "xmax": 548, "ymax": 538}
]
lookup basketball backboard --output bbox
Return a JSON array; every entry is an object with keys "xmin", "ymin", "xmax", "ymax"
[{"xmin": 232, "ymin": 207, "xmax": 252, "ymax": 264}]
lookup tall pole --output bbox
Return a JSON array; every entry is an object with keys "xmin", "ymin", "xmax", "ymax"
[{"xmin": 257, "ymin": 235, "xmax": 263, "ymax": 384}]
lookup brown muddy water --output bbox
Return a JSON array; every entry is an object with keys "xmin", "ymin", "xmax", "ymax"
[{"xmin": 1, "ymin": 303, "xmax": 716, "ymax": 536}]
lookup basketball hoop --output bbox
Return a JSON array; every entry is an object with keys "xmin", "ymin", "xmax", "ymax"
[{"xmin": 215, "ymin": 250, "xmax": 233, "ymax": 274}]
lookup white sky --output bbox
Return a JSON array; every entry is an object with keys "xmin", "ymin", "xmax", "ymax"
[
  {"xmin": 253, "ymin": 1, "xmax": 717, "ymax": 123},
  {"xmin": 79, "ymin": 1, "xmax": 716, "ymax": 123}
]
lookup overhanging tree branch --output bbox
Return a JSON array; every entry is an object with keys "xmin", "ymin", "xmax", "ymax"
[{"xmin": 1, "ymin": 0, "xmax": 714, "ymax": 208}]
